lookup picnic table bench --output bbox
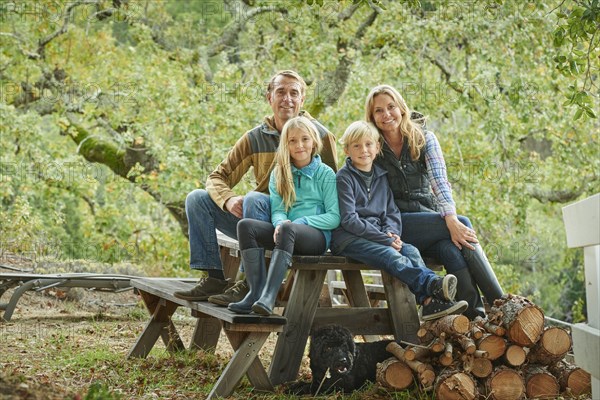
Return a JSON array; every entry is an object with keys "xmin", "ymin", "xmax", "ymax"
[{"xmin": 127, "ymin": 278, "xmax": 286, "ymax": 399}]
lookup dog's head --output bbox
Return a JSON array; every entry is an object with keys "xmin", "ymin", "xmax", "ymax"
[{"xmin": 309, "ymin": 325, "xmax": 357, "ymax": 376}]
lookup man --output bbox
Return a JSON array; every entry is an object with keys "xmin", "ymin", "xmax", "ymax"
[{"xmin": 174, "ymin": 70, "xmax": 338, "ymax": 304}]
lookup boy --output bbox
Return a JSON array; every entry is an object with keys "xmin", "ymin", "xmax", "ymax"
[{"xmin": 331, "ymin": 121, "xmax": 468, "ymax": 321}]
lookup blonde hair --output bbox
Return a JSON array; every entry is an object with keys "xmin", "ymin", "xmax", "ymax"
[
  {"xmin": 339, "ymin": 121, "xmax": 381, "ymax": 151},
  {"xmin": 364, "ymin": 85, "xmax": 426, "ymax": 161},
  {"xmin": 274, "ymin": 116, "xmax": 323, "ymax": 210}
]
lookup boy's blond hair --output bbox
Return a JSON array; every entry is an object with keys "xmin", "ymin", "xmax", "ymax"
[{"xmin": 339, "ymin": 121, "xmax": 382, "ymax": 150}]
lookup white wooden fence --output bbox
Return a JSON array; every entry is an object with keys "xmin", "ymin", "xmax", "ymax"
[{"xmin": 562, "ymin": 193, "xmax": 600, "ymax": 398}]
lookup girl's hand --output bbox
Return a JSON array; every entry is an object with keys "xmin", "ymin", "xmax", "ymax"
[
  {"xmin": 274, "ymin": 220, "xmax": 291, "ymax": 243},
  {"xmin": 445, "ymin": 215, "xmax": 478, "ymax": 250}
]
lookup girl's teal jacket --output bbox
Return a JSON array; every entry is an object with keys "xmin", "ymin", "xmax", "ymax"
[{"xmin": 269, "ymin": 155, "xmax": 341, "ymax": 251}]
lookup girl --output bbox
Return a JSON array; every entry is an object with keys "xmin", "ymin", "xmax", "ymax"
[{"xmin": 228, "ymin": 116, "xmax": 340, "ymax": 315}]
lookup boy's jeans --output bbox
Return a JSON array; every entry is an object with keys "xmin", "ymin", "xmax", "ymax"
[
  {"xmin": 185, "ymin": 189, "xmax": 270, "ymax": 271},
  {"xmin": 338, "ymin": 238, "xmax": 437, "ymax": 304}
]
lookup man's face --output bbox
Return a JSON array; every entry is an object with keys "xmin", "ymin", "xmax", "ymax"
[{"xmin": 267, "ymin": 75, "xmax": 305, "ymax": 131}]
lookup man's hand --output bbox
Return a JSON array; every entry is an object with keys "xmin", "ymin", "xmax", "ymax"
[{"xmin": 225, "ymin": 196, "xmax": 244, "ymax": 219}]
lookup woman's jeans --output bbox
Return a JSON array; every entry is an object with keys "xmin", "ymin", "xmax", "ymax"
[
  {"xmin": 185, "ymin": 189, "xmax": 270, "ymax": 271},
  {"xmin": 336, "ymin": 238, "xmax": 436, "ymax": 304},
  {"xmin": 400, "ymin": 212, "xmax": 473, "ymax": 272}
]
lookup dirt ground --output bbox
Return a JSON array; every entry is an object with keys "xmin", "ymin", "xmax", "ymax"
[{"xmin": 0, "ymin": 258, "xmax": 313, "ymax": 400}]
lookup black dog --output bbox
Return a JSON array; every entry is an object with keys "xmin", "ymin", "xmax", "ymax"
[{"xmin": 287, "ymin": 325, "xmax": 394, "ymax": 395}]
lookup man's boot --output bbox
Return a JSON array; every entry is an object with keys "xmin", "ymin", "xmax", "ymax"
[
  {"xmin": 251, "ymin": 249, "xmax": 292, "ymax": 316},
  {"xmin": 228, "ymin": 248, "xmax": 266, "ymax": 314},
  {"xmin": 208, "ymin": 280, "xmax": 249, "ymax": 306},
  {"xmin": 173, "ymin": 276, "xmax": 230, "ymax": 301},
  {"xmin": 453, "ymin": 268, "xmax": 486, "ymax": 319},
  {"xmin": 462, "ymin": 244, "xmax": 504, "ymax": 306}
]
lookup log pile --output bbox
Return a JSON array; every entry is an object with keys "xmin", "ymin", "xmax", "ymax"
[{"xmin": 376, "ymin": 294, "xmax": 592, "ymax": 399}]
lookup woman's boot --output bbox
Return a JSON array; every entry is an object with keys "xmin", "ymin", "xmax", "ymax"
[
  {"xmin": 252, "ymin": 249, "xmax": 292, "ymax": 316},
  {"xmin": 228, "ymin": 248, "xmax": 266, "ymax": 314},
  {"xmin": 453, "ymin": 268, "xmax": 486, "ymax": 319},
  {"xmin": 462, "ymin": 244, "xmax": 504, "ymax": 305}
]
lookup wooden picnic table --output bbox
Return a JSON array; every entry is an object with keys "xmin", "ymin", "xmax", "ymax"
[{"xmin": 215, "ymin": 232, "xmax": 421, "ymax": 386}]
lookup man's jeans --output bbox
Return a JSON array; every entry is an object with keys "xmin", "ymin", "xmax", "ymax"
[
  {"xmin": 185, "ymin": 189, "xmax": 270, "ymax": 271},
  {"xmin": 337, "ymin": 238, "xmax": 436, "ymax": 304},
  {"xmin": 400, "ymin": 212, "xmax": 472, "ymax": 274}
]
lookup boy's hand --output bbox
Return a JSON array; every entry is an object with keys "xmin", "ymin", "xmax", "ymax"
[{"xmin": 388, "ymin": 232, "xmax": 403, "ymax": 251}]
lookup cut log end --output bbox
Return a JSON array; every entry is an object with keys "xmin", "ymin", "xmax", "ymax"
[
  {"xmin": 486, "ymin": 368, "xmax": 525, "ymax": 400},
  {"xmin": 376, "ymin": 357, "xmax": 414, "ymax": 390},
  {"xmin": 526, "ymin": 370, "xmax": 560, "ymax": 399},
  {"xmin": 567, "ymin": 368, "xmax": 592, "ymax": 396},
  {"xmin": 507, "ymin": 306, "xmax": 544, "ymax": 346},
  {"xmin": 435, "ymin": 371, "xmax": 477, "ymax": 400}
]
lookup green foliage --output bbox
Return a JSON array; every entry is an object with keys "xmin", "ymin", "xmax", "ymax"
[
  {"xmin": 0, "ymin": 0, "xmax": 597, "ymax": 320},
  {"xmin": 552, "ymin": 0, "xmax": 600, "ymax": 119}
]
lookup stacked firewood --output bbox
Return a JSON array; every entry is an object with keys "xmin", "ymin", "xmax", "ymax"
[{"xmin": 376, "ymin": 294, "xmax": 592, "ymax": 400}]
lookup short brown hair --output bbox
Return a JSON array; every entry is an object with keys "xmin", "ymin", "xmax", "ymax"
[{"xmin": 266, "ymin": 70, "xmax": 307, "ymax": 96}]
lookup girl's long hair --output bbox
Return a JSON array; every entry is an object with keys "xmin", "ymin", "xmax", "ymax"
[
  {"xmin": 274, "ymin": 116, "xmax": 323, "ymax": 211},
  {"xmin": 364, "ymin": 84, "xmax": 426, "ymax": 161}
]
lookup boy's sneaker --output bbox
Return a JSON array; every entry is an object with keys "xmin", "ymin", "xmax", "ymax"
[
  {"xmin": 421, "ymin": 298, "xmax": 468, "ymax": 321},
  {"xmin": 429, "ymin": 274, "xmax": 458, "ymax": 301},
  {"xmin": 173, "ymin": 277, "xmax": 231, "ymax": 301},
  {"xmin": 208, "ymin": 280, "xmax": 249, "ymax": 306}
]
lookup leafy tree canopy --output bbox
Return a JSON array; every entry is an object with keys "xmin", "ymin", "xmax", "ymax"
[{"xmin": 1, "ymin": 0, "xmax": 598, "ymax": 321}]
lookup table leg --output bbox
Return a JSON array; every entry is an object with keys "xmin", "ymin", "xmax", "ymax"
[
  {"xmin": 269, "ymin": 269, "xmax": 326, "ymax": 386},
  {"xmin": 190, "ymin": 315, "xmax": 222, "ymax": 351},
  {"xmin": 381, "ymin": 271, "xmax": 420, "ymax": 343},
  {"xmin": 341, "ymin": 270, "xmax": 380, "ymax": 342},
  {"xmin": 207, "ymin": 331, "xmax": 270, "ymax": 399},
  {"xmin": 128, "ymin": 291, "xmax": 184, "ymax": 358},
  {"xmin": 224, "ymin": 330, "xmax": 272, "ymax": 390}
]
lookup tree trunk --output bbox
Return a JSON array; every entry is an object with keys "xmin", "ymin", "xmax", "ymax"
[
  {"xmin": 524, "ymin": 365, "xmax": 560, "ymax": 399},
  {"xmin": 375, "ymin": 357, "xmax": 414, "ymax": 390}
]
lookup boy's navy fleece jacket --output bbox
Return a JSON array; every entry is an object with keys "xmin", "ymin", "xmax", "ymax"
[{"xmin": 331, "ymin": 157, "xmax": 404, "ymax": 254}]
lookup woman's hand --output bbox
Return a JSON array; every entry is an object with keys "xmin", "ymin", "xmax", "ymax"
[
  {"xmin": 445, "ymin": 215, "xmax": 478, "ymax": 250},
  {"xmin": 274, "ymin": 220, "xmax": 291, "ymax": 243}
]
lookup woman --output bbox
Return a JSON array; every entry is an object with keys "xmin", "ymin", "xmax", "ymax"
[{"xmin": 365, "ymin": 84, "xmax": 503, "ymax": 319}]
